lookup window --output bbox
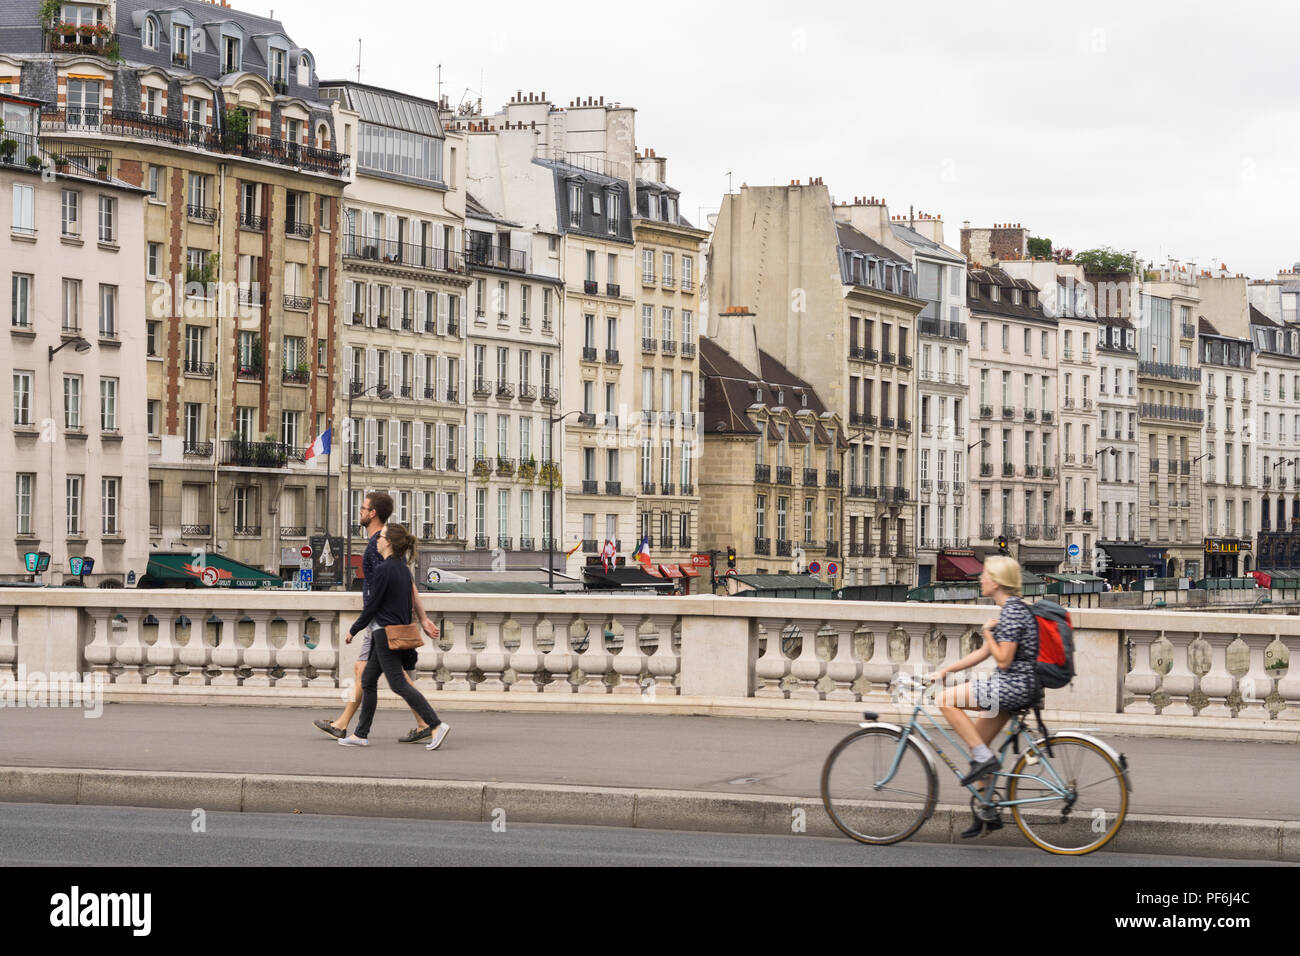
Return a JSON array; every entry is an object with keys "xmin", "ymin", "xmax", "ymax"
[
  {"xmin": 61, "ymin": 190, "xmax": 80, "ymax": 236},
  {"xmin": 606, "ymin": 192, "xmax": 619, "ymax": 233},
  {"xmin": 13, "ymin": 371, "xmax": 33, "ymax": 426},
  {"xmin": 66, "ymin": 476, "xmax": 83, "ymax": 535},
  {"xmin": 12, "ymin": 183, "xmax": 34, "ymax": 234},
  {"xmin": 102, "ymin": 478, "xmax": 119, "ymax": 535},
  {"xmin": 100, "ymin": 377, "xmax": 118, "ymax": 431},
  {"xmin": 63, "ymin": 375, "xmax": 81, "ymax": 428},
  {"xmin": 663, "ymin": 252, "xmax": 674, "ymax": 285},
  {"xmin": 682, "ymin": 256, "xmax": 694, "ymax": 289},
  {"xmin": 146, "ymin": 399, "xmax": 159, "ymax": 436},
  {"xmin": 143, "ymin": 16, "xmax": 157, "ymax": 49},
  {"xmin": 642, "ymin": 249, "xmax": 655, "ymax": 283},
  {"xmin": 10, "ymin": 274, "xmax": 31, "ymax": 328},
  {"xmin": 569, "ymin": 184, "xmax": 582, "ymax": 227},
  {"xmin": 97, "ymin": 196, "xmax": 115, "ymax": 243},
  {"xmin": 756, "ymin": 495, "xmax": 766, "ymax": 540},
  {"xmin": 98, "ymin": 285, "xmax": 116, "ymax": 337},
  {"xmin": 62, "ymin": 278, "xmax": 81, "ymax": 332}
]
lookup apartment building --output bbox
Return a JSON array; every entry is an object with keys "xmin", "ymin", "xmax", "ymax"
[
  {"xmin": 1093, "ymin": 314, "xmax": 1141, "ymax": 579},
  {"xmin": 699, "ymin": 309, "xmax": 845, "ymax": 577},
  {"xmin": 1247, "ymin": 306, "xmax": 1300, "ymax": 571},
  {"xmin": 966, "ymin": 269, "xmax": 1062, "ymax": 575},
  {"xmin": 710, "ymin": 184, "xmax": 923, "ymax": 586},
  {"xmin": 1, "ymin": 92, "xmax": 149, "ymax": 584},
  {"xmin": 632, "ymin": 148, "xmax": 708, "ymax": 568},
  {"xmin": 1198, "ymin": 317, "xmax": 1255, "ymax": 575},
  {"xmin": 1135, "ymin": 265, "xmax": 1206, "ymax": 579},
  {"xmin": 463, "ymin": 195, "xmax": 562, "ymax": 568},
  {"xmin": 850, "ymin": 207, "xmax": 970, "ymax": 586},
  {"xmin": 5, "ymin": 0, "xmax": 351, "ymax": 577},
  {"xmin": 319, "ymin": 81, "xmax": 471, "ymax": 581}
]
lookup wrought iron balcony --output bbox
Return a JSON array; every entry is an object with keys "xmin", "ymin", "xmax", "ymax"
[
  {"xmin": 661, "ymin": 339, "xmax": 677, "ymax": 355},
  {"xmin": 776, "ymin": 466, "xmax": 793, "ymax": 485},
  {"xmin": 473, "ymin": 378, "xmax": 493, "ymax": 397},
  {"xmin": 826, "ymin": 470, "xmax": 841, "ymax": 488},
  {"xmin": 239, "ymin": 213, "xmax": 266, "ymax": 232},
  {"xmin": 776, "ymin": 540, "xmax": 792, "ymax": 557},
  {"xmin": 496, "ymin": 382, "xmax": 515, "ymax": 399},
  {"xmin": 804, "ymin": 468, "xmax": 818, "ymax": 486},
  {"xmin": 184, "ymin": 359, "xmax": 213, "ymax": 376},
  {"xmin": 754, "ymin": 537, "xmax": 771, "ymax": 555},
  {"xmin": 849, "ymin": 484, "xmax": 866, "ymax": 497},
  {"xmin": 605, "ymin": 348, "xmax": 620, "ymax": 365},
  {"xmin": 1002, "ymin": 463, "xmax": 1015, "ymax": 477},
  {"xmin": 181, "ymin": 524, "xmax": 211, "ymax": 537},
  {"xmin": 285, "ymin": 220, "xmax": 313, "ymax": 240},
  {"xmin": 581, "ymin": 479, "xmax": 599, "ymax": 495},
  {"xmin": 755, "ymin": 464, "xmax": 772, "ymax": 483},
  {"xmin": 282, "ymin": 369, "xmax": 310, "ymax": 385},
  {"xmin": 519, "ymin": 384, "xmax": 537, "ymax": 402},
  {"xmin": 642, "ymin": 337, "xmax": 657, "ymax": 352},
  {"xmin": 582, "ymin": 346, "xmax": 598, "ymax": 362},
  {"xmin": 606, "ymin": 283, "xmax": 621, "ymax": 298},
  {"xmin": 220, "ymin": 439, "xmax": 299, "ymax": 468},
  {"xmin": 475, "ymin": 535, "xmax": 490, "ymax": 550},
  {"xmin": 541, "ymin": 386, "xmax": 559, "ymax": 404},
  {"xmin": 980, "ymin": 463, "xmax": 993, "ymax": 477},
  {"xmin": 980, "ymin": 405, "xmax": 993, "ymax": 418},
  {"xmin": 465, "ymin": 243, "xmax": 527, "ymax": 273},
  {"xmin": 187, "ymin": 203, "xmax": 217, "ymax": 222},
  {"xmin": 980, "ymin": 524, "xmax": 996, "ymax": 539},
  {"xmin": 1002, "ymin": 405, "xmax": 1015, "ymax": 419},
  {"xmin": 183, "ymin": 440, "xmax": 213, "ymax": 457}
]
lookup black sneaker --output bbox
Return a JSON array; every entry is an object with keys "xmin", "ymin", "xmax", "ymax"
[
  {"xmin": 959, "ymin": 755, "xmax": 1000, "ymax": 787},
  {"xmin": 961, "ymin": 814, "xmax": 1004, "ymax": 839},
  {"xmin": 398, "ymin": 725, "xmax": 433, "ymax": 744},
  {"xmin": 314, "ymin": 719, "xmax": 346, "ymax": 739}
]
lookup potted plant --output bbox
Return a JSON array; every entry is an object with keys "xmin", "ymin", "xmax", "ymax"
[
  {"xmin": 517, "ymin": 457, "xmax": 537, "ymax": 482},
  {"xmin": 54, "ymin": 154, "xmax": 69, "ymax": 172},
  {"xmin": 472, "ymin": 459, "xmax": 492, "ymax": 482},
  {"xmin": 96, "ymin": 162, "xmax": 108, "ymax": 180},
  {"xmin": 27, "ymin": 155, "xmax": 43, "ymax": 170},
  {"xmin": 538, "ymin": 461, "xmax": 561, "ymax": 487},
  {"xmin": 221, "ymin": 107, "xmax": 248, "ymax": 151},
  {"xmin": 0, "ymin": 138, "xmax": 15, "ymax": 164}
]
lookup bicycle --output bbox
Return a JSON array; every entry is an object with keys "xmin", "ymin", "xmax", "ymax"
[{"xmin": 820, "ymin": 673, "xmax": 1132, "ymax": 855}]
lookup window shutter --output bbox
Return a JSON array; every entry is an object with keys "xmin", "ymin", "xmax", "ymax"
[
  {"xmin": 343, "ymin": 346, "xmax": 354, "ymax": 389},
  {"xmin": 437, "ymin": 293, "xmax": 449, "ymax": 336},
  {"xmin": 415, "ymin": 289, "xmax": 426, "ymax": 332},
  {"xmin": 389, "ymin": 417, "xmax": 400, "ymax": 470},
  {"xmin": 412, "ymin": 422, "xmax": 423, "ymax": 470},
  {"xmin": 366, "ymin": 348, "xmax": 377, "ymax": 391},
  {"xmin": 438, "ymin": 423, "xmax": 449, "ymax": 471},
  {"xmin": 344, "ymin": 282, "xmax": 354, "ymax": 322},
  {"xmin": 367, "ymin": 283, "xmax": 377, "ymax": 327},
  {"xmin": 413, "ymin": 352, "xmax": 424, "ymax": 399},
  {"xmin": 436, "ymin": 492, "xmax": 447, "ymax": 537},
  {"xmin": 366, "ymin": 418, "xmax": 377, "ymax": 467},
  {"xmin": 458, "ymin": 492, "xmax": 466, "ymax": 539},
  {"xmin": 457, "ymin": 425, "xmax": 466, "ymax": 471},
  {"xmin": 437, "ymin": 355, "xmax": 448, "ymax": 401}
]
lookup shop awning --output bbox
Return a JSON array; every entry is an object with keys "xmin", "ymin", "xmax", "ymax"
[
  {"xmin": 582, "ymin": 566, "xmax": 675, "ymax": 589},
  {"xmin": 678, "ymin": 564, "xmax": 700, "ymax": 578},
  {"xmin": 937, "ymin": 552, "xmax": 983, "ymax": 580},
  {"xmin": 659, "ymin": 564, "xmax": 684, "ymax": 579},
  {"xmin": 139, "ymin": 552, "xmax": 284, "ymax": 589},
  {"xmin": 419, "ymin": 581, "xmax": 558, "ymax": 594},
  {"xmin": 1043, "ymin": 572, "xmax": 1105, "ymax": 595},
  {"xmin": 1096, "ymin": 544, "xmax": 1160, "ymax": 569}
]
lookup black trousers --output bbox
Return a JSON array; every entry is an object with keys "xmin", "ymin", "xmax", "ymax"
[{"xmin": 354, "ymin": 628, "xmax": 440, "ymax": 739}]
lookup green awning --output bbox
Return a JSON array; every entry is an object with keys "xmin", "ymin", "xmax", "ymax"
[
  {"xmin": 734, "ymin": 573, "xmax": 830, "ymax": 589},
  {"xmin": 1043, "ymin": 572, "xmax": 1104, "ymax": 595},
  {"xmin": 1043, "ymin": 573, "xmax": 1104, "ymax": 583},
  {"xmin": 139, "ymin": 552, "xmax": 284, "ymax": 589},
  {"xmin": 418, "ymin": 581, "xmax": 558, "ymax": 594}
]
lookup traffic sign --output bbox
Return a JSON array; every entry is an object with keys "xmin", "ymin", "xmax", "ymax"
[
  {"xmin": 69, "ymin": 556, "xmax": 84, "ymax": 576},
  {"xmin": 428, "ymin": 568, "xmax": 440, "ymax": 585},
  {"xmin": 80, "ymin": 557, "xmax": 94, "ymax": 575},
  {"xmin": 1067, "ymin": 544, "xmax": 1081, "ymax": 558},
  {"xmin": 298, "ymin": 568, "xmax": 313, "ymax": 584},
  {"xmin": 808, "ymin": 561, "xmax": 821, "ymax": 575},
  {"xmin": 725, "ymin": 568, "xmax": 738, "ymax": 576},
  {"xmin": 692, "ymin": 553, "xmax": 711, "ymax": 568},
  {"xmin": 827, "ymin": 562, "xmax": 839, "ymax": 576},
  {"xmin": 200, "ymin": 566, "xmax": 220, "ymax": 587},
  {"xmin": 127, "ymin": 570, "xmax": 136, "ymax": 586},
  {"xmin": 300, "ymin": 544, "xmax": 313, "ymax": 559}
]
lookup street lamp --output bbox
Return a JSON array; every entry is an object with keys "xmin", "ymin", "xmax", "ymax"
[
  {"xmin": 344, "ymin": 381, "xmax": 393, "ymax": 590},
  {"xmin": 546, "ymin": 410, "xmax": 582, "ymax": 590},
  {"xmin": 1193, "ymin": 452, "xmax": 1214, "ymax": 465},
  {"xmin": 49, "ymin": 337, "xmax": 92, "ymax": 361}
]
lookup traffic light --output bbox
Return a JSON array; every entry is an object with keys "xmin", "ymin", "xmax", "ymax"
[
  {"xmin": 995, "ymin": 536, "xmax": 1009, "ymax": 555},
  {"xmin": 727, "ymin": 547, "xmax": 737, "ymax": 569}
]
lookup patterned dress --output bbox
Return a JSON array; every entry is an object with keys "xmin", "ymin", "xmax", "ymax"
[{"xmin": 969, "ymin": 596, "xmax": 1040, "ymax": 712}]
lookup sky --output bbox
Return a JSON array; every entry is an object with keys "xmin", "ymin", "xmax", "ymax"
[{"xmin": 265, "ymin": 0, "xmax": 1300, "ymax": 278}]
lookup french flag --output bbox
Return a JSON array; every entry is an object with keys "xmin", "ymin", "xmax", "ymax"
[{"xmin": 303, "ymin": 428, "xmax": 331, "ymax": 463}]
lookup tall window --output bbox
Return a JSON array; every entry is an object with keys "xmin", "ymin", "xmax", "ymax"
[
  {"xmin": 66, "ymin": 476, "xmax": 83, "ymax": 535},
  {"xmin": 62, "ymin": 279, "xmax": 81, "ymax": 332},
  {"xmin": 63, "ymin": 375, "xmax": 81, "ymax": 428},
  {"xmin": 11, "ymin": 274, "xmax": 31, "ymax": 328},
  {"xmin": 12, "ymin": 372, "xmax": 32, "ymax": 426},
  {"xmin": 98, "ymin": 284, "xmax": 116, "ymax": 336},
  {"xmin": 99, "ymin": 378, "xmax": 118, "ymax": 430},
  {"xmin": 102, "ymin": 478, "xmax": 119, "ymax": 535},
  {"xmin": 97, "ymin": 196, "xmax": 115, "ymax": 243},
  {"xmin": 16, "ymin": 474, "xmax": 33, "ymax": 535},
  {"xmin": 61, "ymin": 189, "xmax": 80, "ymax": 236}
]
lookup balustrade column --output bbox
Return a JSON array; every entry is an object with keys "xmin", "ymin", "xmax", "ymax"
[
  {"xmin": 276, "ymin": 612, "xmax": 308, "ymax": 687},
  {"xmin": 207, "ymin": 610, "xmax": 241, "ymax": 687},
  {"xmin": 542, "ymin": 615, "xmax": 576, "ymax": 694},
  {"xmin": 1238, "ymin": 636, "xmax": 1274, "ymax": 720},
  {"xmin": 83, "ymin": 608, "xmax": 115, "ymax": 680},
  {"xmin": 646, "ymin": 615, "xmax": 680, "ymax": 695},
  {"xmin": 241, "ymin": 610, "xmax": 275, "ymax": 687},
  {"xmin": 176, "ymin": 611, "xmax": 210, "ymax": 686},
  {"xmin": 112, "ymin": 609, "xmax": 148, "ymax": 685},
  {"xmin": 789, "ymin": 619, "xmax": 828, "ymax": 700},
  {"xmin": 441, "ymin": 612, "xmax": 476, "ymax": 692},
  {"xmin": 825, "ymin": 622, "xmax": 861, "ymax": 702},
  {"xmin": 1159, "ymin": 630, "xmax": 1196, "ymax": 717},
  {"xmin": 576, "ymin": 617, "xmax": 612, "ymax": 695},
  {"xmin": 612, "ymin": 614, "xmax": 649, "ymax": 694},
  {"xmin": 1121, "ymin": 630, "xmax": 1161, "ymax": 715},
  {"xmin": 859, "ymin": 628, "xmax": 893, "ymax": 702},
  {"xmin": 754, "ymin": 619, "xmax": 791, "ymax": 699},
  {"xmin": 1277, "ymin": 636, "xmax": 1300, "ymax": 721},
  {"xmin": 509, "ymin": 614, "xmax": 542, "ymax": 692},
  {"xmin": 1197, "ymin": 637, "xmax": 1234, "ymax": 718},
  {"xmin": 305, "ymin": 613, "xmax": 338, "ymax": 690},
  {"xmin": 474, "ymin": 612, "xmax": 509, "ymax": 692},
  {"xmin": 0, "ymin": 606, "xmax": 17, "ymax": 679},
  {"xmin": 145, "ymin": 610, "xmax": 178, "ymax": 686}
]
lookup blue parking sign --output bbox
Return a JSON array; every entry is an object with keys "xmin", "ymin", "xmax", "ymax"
[{"xmin": 298, "ymin": 569, "xmax": 313, "ymax": 584}]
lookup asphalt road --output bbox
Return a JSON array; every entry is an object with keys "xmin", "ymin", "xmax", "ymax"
[
  {"xmin": 1, "ymin": 705, "xmax": 1297, "ymax": 820},
  {"xmin": 0, "ymin": 803, "xmax": 1276, "ymax": 867}
]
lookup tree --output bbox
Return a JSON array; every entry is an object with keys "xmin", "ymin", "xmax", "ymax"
[
  {"xmin": 1027, "ymin": 237, "xmax": 1052, "ymax": 259},
  {"xmin": 1074, "ymin": 247, "xmax": 1137, "ymax": 274}
]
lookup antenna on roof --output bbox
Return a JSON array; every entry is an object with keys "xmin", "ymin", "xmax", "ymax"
[{"xmin": 355, "ymin": 39, "xmax": 361, "ymax": 83}]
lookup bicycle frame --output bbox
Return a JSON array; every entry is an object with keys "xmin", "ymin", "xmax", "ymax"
[{"xmin": 873, "ymin": 689, "xmax": 1076, "ymax": 811}]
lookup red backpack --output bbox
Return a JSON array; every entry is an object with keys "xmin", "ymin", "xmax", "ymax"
[{"xmin": 1029, "ymin": 599, "xmax": 1075, "ymax": 689}]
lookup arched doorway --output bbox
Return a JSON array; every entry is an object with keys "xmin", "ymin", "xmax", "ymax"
[
  {"xmin": 1243, "ymin": 554, "xmax": 1252, "ymax": 574},
  {"xmin": 1166, "ymin": 557, "xmax": 1178, "ymax": 578}
]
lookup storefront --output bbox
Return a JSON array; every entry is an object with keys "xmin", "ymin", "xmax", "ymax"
[
  {"xmin": 1095, "ymin": 542, "xmax": 1167, "ymax": 588},
  {"xmin": 1011, "ymin": 545, "xmax": 1062, "ymax": 577},
  {"xmin": 137, "ymin": 552, "xmax": 284, "ymax": 589},
  {"xmin": 935, "ymin": 549, "xmax": 983, "ymax": 582},
  {"xmin": 1256, "ymin": 532, "xmax": 1300, "ymax": 571},
  {"xmin": 1204, "ymin": 538, "xmax": 1251, "ymax": 578}
]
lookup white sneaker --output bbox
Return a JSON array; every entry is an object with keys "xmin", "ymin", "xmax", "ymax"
[
  {"xmin": 425, "ymin": 722, "xmax": 452, "ymax": 751},
  {"xmin": 338, "ymin": 735, "xmax": 369, "ymax": 747}
]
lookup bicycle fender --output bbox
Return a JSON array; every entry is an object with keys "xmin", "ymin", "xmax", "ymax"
[
  {"xmin": 1035, "ymin": 730, "xmax": 1133, "ymax": 793},
  {"xmin": 857, "ymin": 721, "xmax": 943, "ymax": 819}
]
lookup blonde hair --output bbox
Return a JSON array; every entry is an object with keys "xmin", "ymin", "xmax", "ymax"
[{"xmin": 983, "ymin": 555, "xmax": 1023, "ymax": 596}]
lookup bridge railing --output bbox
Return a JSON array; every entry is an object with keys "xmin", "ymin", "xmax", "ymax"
[{"xmin": 1, "ymin": 591, "xmax": 1296, "ymax": 725}]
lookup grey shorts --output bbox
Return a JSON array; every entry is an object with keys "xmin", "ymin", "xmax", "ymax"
[{"xmin": 357, "ymin": 622, "xmax": 417, "ymax": 680}]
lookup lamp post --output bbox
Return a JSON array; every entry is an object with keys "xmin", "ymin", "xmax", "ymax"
[
  {"xmin": 344, "ymin": 381, "xmax": 392, "ymax": 590},
  {"xmin": 48, "ymin": 337, "xmax": 92, "ymax": 584},
  {"xmin": 546, "ymin": 410, "xmax": 581, "ymax": 591}
]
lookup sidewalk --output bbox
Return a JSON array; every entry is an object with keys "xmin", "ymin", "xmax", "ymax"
[{"xmin": 2, "ymin": 704, "xmax": 1297, "ymax": 858}]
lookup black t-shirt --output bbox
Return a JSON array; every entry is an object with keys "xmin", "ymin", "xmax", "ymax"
[{"xmin": 361, "ymin": 531, "xmax": 381, "ymax": 603}]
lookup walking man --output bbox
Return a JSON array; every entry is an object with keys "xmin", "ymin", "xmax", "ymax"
[{"xmin": 314, "ymin": 491, "xmax": 440, "ymax": 743}]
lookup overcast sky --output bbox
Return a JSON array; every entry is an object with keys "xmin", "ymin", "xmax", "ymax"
[{"xmin": 275, "ymin": 0, "xmax": 1299, "ymax": 278}]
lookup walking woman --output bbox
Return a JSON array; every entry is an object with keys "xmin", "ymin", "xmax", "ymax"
[
  {"xmin": 339, "ymin": 523, "xmax": 451, "ymax": 751},
  {"xmin": 926, "ymin": 554, "xmax": 1038, "ymax": 837}
]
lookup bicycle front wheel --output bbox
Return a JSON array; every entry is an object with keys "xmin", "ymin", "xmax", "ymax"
[
  {"xmin": 1007, "ymin": 736, "xmax": 1128, "ymax": 855},
  {"xmin": 820, "ymin": 727, "xmax": 937, "ymax": 845}
]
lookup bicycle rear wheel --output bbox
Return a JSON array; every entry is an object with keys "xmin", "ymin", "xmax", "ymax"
[
  {"xmin": 820, "ymin": 727, "xmax": 937, "ymax": 845},
  {"xmin": 1007, "ymin": 736, "xmax": 1128, "ymax": 855}
]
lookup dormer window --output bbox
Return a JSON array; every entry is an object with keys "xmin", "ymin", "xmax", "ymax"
[
  {"xmin": 568, "ymin": 183, "xmax": 582, "ymax": 228},
  {"xmin": 990, "ymin": 286, "xmax": 1000, "ymax": 302},
  {"xmin": 223, "ymin": 36, "xmax": 241, "ymax": 73},
  {"xmin": 142, "ymin": 17, "xmax": 157, "ymax": 50},
  {"xmin": 666, "ymin": 196, "xmax": 677, "ymax": 222},
  {"xmin": 776, "ymin": 389, "xmax": 784, "ymax": 406},
  {"xmin": 1012, "ymin": 288, "xmax": 1021, "ymax": 305},
  {"xmin": 606, "ymin": 191, "xmax": 619, "ymax": 234},
  {"xmin": 590, "ymin": 192, "xmax": 601, "ymax": 216},
  {"xmin": 271, "ymin": 49, "xmax": 287, "ymax": 83},
  {"xmin": 800, "ymin": 391, "xmax": 808, "ymax": 408},
  {"xmin": 298, "ymin": 54, "xmax": 311, "ymax": 86},
  {"xmin": 172, "ymin": 24, "xmax": 189, "ymax": 65}
]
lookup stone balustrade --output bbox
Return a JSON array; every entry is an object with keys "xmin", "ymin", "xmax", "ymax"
[{"xmin": 0, "ymin": 590, "xmax": 1296, "ymax": 730}]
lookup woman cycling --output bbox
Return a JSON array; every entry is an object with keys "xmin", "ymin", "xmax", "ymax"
[
  {"xmin": 339, "ymin": 523, "xmax": 451, "ymax": 751},
  {"xmin": 926, "ymin": 554, "xmax": 1038, "ymax": 838}
]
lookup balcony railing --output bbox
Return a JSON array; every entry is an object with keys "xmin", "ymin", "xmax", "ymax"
[
  {"xmin": 605, "ymin": 349, "xmax": 620, "ymax": 365},
  {"xmin": 465, "ymin": 243, "xmax": 528, "ymax": 273},
  {"xmin": 187, "ymin": 203, "xmax": 217, "ymax": 222},
  {"xmin": 496, "ymin": 382, "xmax": 515, "ymax": 399},
  {"xmin": 642, "ymin": 337, "xmax": 657, "ymax": 353},
  {"xmin": 1140, "ymin": 403, "xmax": 1204, "ymax": 423},
  {"xmin": 1139, "ymin": 361, "xmax": 1201, "ymax": 383},
  {"xmin": 183, "ymin": 440, "xmax": 213, "ymax": 457},
  {"xmin": 755, "ymin": 464, "xmax": 772, "ymax": 483},
  {"xmin": 754, "ymin": 537, "xmax": 771, "ymax": 555},
  {"xmin": 849, "ymin": 484, "xmax": 866, "ymax": 497},
  {"xmin": 606, "ymin": 283, "xmax": 621, "ymax": 298},
  {"xmin": 581, "ymin": 480, "xmax": 599, "ymax": 495},
  {"xmin": 220, "ymin": 440, "xmax": 300, "ymax": 468},
  {"xmin": 281, "ymin": 369, "xmax": 310, "ymax": 385},
  {"xmin": 980, "ymin": 524, "xmax": 995, "ymax": 539},
  {"xmin": 1041, "ymin": 411, "xmax": 1054, "ymax": 424},
  {"xmin": 1002, "ymin": 463, "xmax": 1015, "ymax": 477},
  {"xmin": 519, "ymin": 384, "xmax": 537, "ymax": 402},
  {"xmin": 239, "ymin": 213, "xmax": 266, "ymax": 232},
  {"xmin": 803, "ymin": 469, "xmax": 818, "ymax": 486},
  {"xmin": 285, "ymin": 220, "xmax": 313, "ymax": 239},
  {"xmin": 662, "ymin": 339, "xmax": 678, "ymax": 355},
  {"xmin": 681, "ymin": 341, "xmax": 697, "ymax": 358},
  {"xmin": 582, "ymin": 346, "xmax": 598, "ymax": 362},
  {"xmin": 475, "ymin": 535, "xmax": 490, "ymax": 550},
  {"xmin": 473, "ymin": 379, "xmax": 493, "ymax": 397},
  {"xmin": 980, "ymin": 405, "xmax": 993, "ymax": 419},
  {"xmin": 541, "ymin": 386, "xmax": 560, "ymax": 404},
  {"xmin": 917, "ymin": 319, "xmax": 968, "ymax": 342},
  {"xmin": 583, "ymin": 280, "xmax": 599, "ymax": 295},
  {"xmin": 344, "ymin": 234, "xmax": 466, "ymax": 275},
  {"xmin": 606, "ymin": 482, "xmax": 623, "ymax": 496},
  {"xmin": 775, "ymin": 466, "xmax": 793, "ymax": 485},
  {"xmin": 184, "ymin": 359, "xmax": 213, "ymax": 376},
  {"xmin": 1001, "ymin": 405, "xmax": 1015, "ymax": 419},
  {"xmin": 283, "ymin": 294, "xmax": 312, "ymax": 311},
  {"xmin": 980, "ymin": 463, "xmax": 993, "ymax": 477},
  {"xmin": 776, "ymin": 540, "xmax": 792, "ymax": 557},
  {"xmin": 826, "ymin": 470, "xmax": 841, "ymax": 488}
]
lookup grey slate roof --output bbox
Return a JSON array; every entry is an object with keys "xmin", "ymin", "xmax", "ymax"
[
  {"xmin": 318, "ymin": 80, "xmax": 443, "ymax": 137},
  {"xmin": 889, "ymin": 222, "xmax": 965, "ymax": 263}
]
